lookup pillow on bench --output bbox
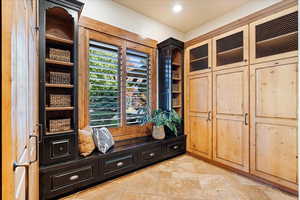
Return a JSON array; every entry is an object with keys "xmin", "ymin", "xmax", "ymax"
[
  {"xmin": 92, "ymin": 127, "xmax": 115, "ymax": 154},
  {"xmin": 78, "ymin": 127, "xmax": 95, "ymax": 157}
]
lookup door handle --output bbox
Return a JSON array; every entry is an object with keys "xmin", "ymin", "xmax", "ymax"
[
  {"xmin": 13, "ymin": 161, "xmax": 30, "ymax": 200},
  {"xmin": 207, "ymin": 111, "xmax": 212, "ymax": 121},
  {"xmin": 244, "ymin": 113, "xmax": 248, "ymax": 125},
  {"xmin": 29, "ymin": 134, "xmax": 38, "ymax": 164}
]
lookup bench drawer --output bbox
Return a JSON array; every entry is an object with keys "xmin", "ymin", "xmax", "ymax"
[
  {"xmin": 140, "ymin": 144, "xmax": 162, "ymax": 165},
  {"xmin": 102, "ymin": 152, "xmax": 137, "ymax": 178}
]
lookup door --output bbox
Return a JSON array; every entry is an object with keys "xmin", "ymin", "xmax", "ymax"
[
  {"xmin": 250, "ymin": 57, "xmax": 298, "ymax": 191},
  {"xmin": 213, "ymin": 25, "xmax": 249, "ymax": 71},
  {"xmin": 213, "ymin": 66, "xmax": 249, "ymax": 172},
  {"xmin": 187, "ymin": 73, "xmax": 212, "ymax": 159},
  {"xmin": 2, "ymin": 0, "xmax": 39, "ymax": 199}
]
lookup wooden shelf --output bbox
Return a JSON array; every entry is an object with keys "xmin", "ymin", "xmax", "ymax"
[
  {"xmin": 173, "ymin": 105, "xmax": 182, "ymax": 108},
  {"xmin": 46, "ymin": 34, "xmax": 73, "ymax": 45},
  {"xmin": 172, "ymin": 77, "xmax": 181, "ymax": 81},
  {"xmin": 217, "ymin": 46, "xmax": 243, "ymax": 56},
  {"xmin": 172, "ymin": 91, "xmax": 181, "ymax": 94},
  {"xmin": 256, "ymin": 31, "xmax": 298, "ymax": 47},
  {"xmin": 46, "ymin": 107, "xmax": 74, "ymax": 111},
  {"xmin": 46, "ymin": 83, "xmax": 74, "ymax": 88},
  {"xmin": 190, "ymin": 56, "xmax": 208, "ymax": 63},
  {"xmin": 172, "ymin": 62, "xmax": 181, "ymax": 66},
  {"xmin": 46, "ymin": 58, "xmax": 74, "ymax": 67},
  {"xmin": 46, "ymin": 129, "xmax": 74, "ymax": 135}
]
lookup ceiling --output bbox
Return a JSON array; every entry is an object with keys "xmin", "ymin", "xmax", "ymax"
[{"xmin": 112, "ymin": 0, "xmax": 252, "ymax": 33}]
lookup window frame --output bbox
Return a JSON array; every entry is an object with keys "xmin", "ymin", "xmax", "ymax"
[{"xmin": 79, "ymin": 29, "xmax": 157, "ymax": 140}]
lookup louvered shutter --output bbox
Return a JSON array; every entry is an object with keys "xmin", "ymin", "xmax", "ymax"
[{"xmin": 89, "ymin": 40, "xmax": 121, "ymax": 127}]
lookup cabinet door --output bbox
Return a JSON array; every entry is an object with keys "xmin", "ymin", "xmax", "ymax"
[
  {"xmin": 250, "ymin": 6, "xmax": 298, "ymax": 64},
  {"xmin": 187, "ymin": 73, "xmax": 212, "ymax": 159},
  {"xmin": 213, "ymin": 25, "xmax": 249, "ymax": 71},
  {"xmin": 213, "ymin": 66, "xmax": 249, "ymax": 172},
  {"xmin": 186, "ymin": 39, "xmax": 212, "ymax": 75},
  {"xmin": 250, "ymin": 57, "xmax": 298, "ymax": 191}
]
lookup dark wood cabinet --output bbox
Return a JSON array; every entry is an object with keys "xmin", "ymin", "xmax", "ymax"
[
  {"xmin": 40, "ymin": 135, "xmax": 186, "ymax": 199},
  {"xmin": 158, "ymin": 38, "xmax": 184, "ymax": 118}
]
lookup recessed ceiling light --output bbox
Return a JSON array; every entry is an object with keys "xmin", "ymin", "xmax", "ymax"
[{"xmin": 173, "ymin": 4, "xmax": 182, "ymax": 13}]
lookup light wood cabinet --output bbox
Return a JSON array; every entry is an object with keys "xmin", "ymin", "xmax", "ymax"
[
  {"xmin": 250, "ymin": 6, "xmax": 298, "ymax": 64},
  {"xmin": 213, "ymin": 25, "xmax": 249, "ymax": 71},
  {"xmin": 187, "ymin": 73, "xmax": 212, "ymax": 159},
  {"xmin": 250, "ymin": 57, "xmax": 298, "ymax": 190},
  {"xmin": 212, "ymin": 66, "xmax": 249, "ymax": 172}
]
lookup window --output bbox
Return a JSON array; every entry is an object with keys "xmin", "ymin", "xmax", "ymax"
[
  {"xmin": 88, "ymin": 41, "xmax": 151, "ymax": 128},
  {"xmin": 89, "ymin": 40, "xmax": 121, "ymax": 127}
]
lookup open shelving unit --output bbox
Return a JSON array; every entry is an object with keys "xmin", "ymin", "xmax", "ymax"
[
  {"xmin": 39, "ymin": 1, "xmax": 80, "ymax": 166},
  {"xmin": 171, "ymin": 49, "xmax": 183, "ymax": 117}
]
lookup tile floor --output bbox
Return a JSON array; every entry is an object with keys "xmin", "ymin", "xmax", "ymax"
[{"xmin": 61, "ymin": 155, "xmax": 297, "ymax": 200}]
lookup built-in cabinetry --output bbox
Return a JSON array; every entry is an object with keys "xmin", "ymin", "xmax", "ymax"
[
  {"xmin": 158, "ymin": 38, "xmax": 184, "ymax": 119},
  {"xmin": 185, "ymin": 5, "xmax": 298, "ymax": 193}
]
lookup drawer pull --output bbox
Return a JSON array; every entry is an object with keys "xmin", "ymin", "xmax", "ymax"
[
  {"xmin": 69, "ymin": 175, "xmax": 79, "ymax": 181},
  {"xmin": 117, "ymin": 162, "xmax": 124, "ymax": 167},
  {"xmin": 149, "ymin": 153, "xmax": 155, "ymax": 157},
  {"xmin": 173, "ymin": 145, "xmax": 179, "ymax": 150}
]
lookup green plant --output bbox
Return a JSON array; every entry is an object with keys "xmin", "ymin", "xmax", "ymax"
[{"xmin": 140, "ymin": 109, "xmax": 182, "ymax": 136}]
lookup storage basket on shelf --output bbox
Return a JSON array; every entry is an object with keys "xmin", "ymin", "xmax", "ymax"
[
  {"xmin": 49, "ymin": 118, "xmax": 71, "ymax": 133},
  {"xmin": 172, "ymin": 83, "xmax": 179, "ymax": 91},
  {"xmin": 49, "ymin": 48, "xmax": 71, "ymax": 62},
  {"xmin": 50, "ymin": 94, "xmax": 71, "ymax": 107},
  {"xmin": 49, "ymin": 71, "xmax": 71, "ymax": 84},
  {"xmin": 172, "ymin": 98, "xmax": 179, "ymax": 106},
  {"xmin": 172, "ymin": 71, "xmax": 180, "ymax": 79}
]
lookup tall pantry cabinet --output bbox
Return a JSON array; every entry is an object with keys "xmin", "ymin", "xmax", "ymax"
[{"xmin": 185, "ymin": 5, "xmax": 298, "ymax": 192}]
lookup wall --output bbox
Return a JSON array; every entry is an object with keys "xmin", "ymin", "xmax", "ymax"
[
  {"xmin": 81, "ymin": 0, "xmax": 185, "ymax": 42},
  {"xmin": 184, "ymin": 0, "xmax": 282, "ymax": 41}
]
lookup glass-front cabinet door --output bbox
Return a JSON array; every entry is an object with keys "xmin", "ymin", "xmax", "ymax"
[{"xmin": 213, "ymin": 25, "xmax": 249, "ymax": 71}]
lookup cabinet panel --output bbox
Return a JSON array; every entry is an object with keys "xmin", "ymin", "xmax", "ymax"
[
  {"xmin": 255, "ymin": 63, "xmax": 297, "ymax": 119},
  {"xmin": 187, "ymin": 39, "xmax": 212, "ymax": 75},
  {"xmin": 189, "ymin": 115, "xmax": 212, "ymax": 159},
  {"xmin": 213, "ymin": 26, "xmax": 249, "ymax": 71},
  {"xmin": 250, "ymin": 6, "xmax": 298, "ymax": 64},
  {"xmin": 213, "ymin": 66, "xmax": 249, "ymax": 172},
  {"xmin": 250, "ymin": 57, "xmax": 298, "ymax": 190},
  {"xmin": 187, "ymin": 72, "xmax": 212, "ymax": 159}
]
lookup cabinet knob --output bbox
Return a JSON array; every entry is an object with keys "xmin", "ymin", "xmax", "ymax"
[
  {"xmin": 69, "ymin": 175, "xmax": 79, "ymax": 181},
  {"xmin": 173, "ymin": 145, "xmax": 179, "ymax": 150},
  {"xmin": 117, "ymin": 162, "xmax": 124, "ymax": 167},
  {"xmin": 149, "ymin": 153, "xmax": 155, "ymax": 157}
]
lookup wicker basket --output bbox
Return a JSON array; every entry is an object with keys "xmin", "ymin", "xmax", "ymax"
[
  {"xmin": 172, "ymin": 98, "xmax": 178, "ymax": 106},
  {"xmin": 49, "ymin": 48, "xmax": 71, "ymax": 62},
  {"xmin": 49, "ymin": 71, "xmax": 71, "ymax": 84},
  {"xmin": 172, "ymin": 71, "xmax": 180, "ymax": 79},
  {"xmin": 172, "ymin": 83, "xmax": 179, "ymax": 91},
  {"xmin": 50, "ymin": 94, "xmax": 71, "ymax": 107},
  {"xmin": 49, "ymin": 118, "xmax": 71, "ymax": 133}
]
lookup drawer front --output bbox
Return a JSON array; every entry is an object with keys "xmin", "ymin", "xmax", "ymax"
[
  {"xmin": 42, "ymin": 134, "xmax": 76, "ymax": 165},
  {"xmin": 41, "ymin": 159, "xmax": 98, "ymax": 199},
  {"xmin": 52, "ymin": 166, "xmax": 93, "ymax": 190},
  {"xmin": 102, "ymin": 152, "xmax": 136, "ymax": 178},
  {"xmin": 165, "ymin": 139, "xmax": 186, "ymax": 157},
  {"xmin": 140, "ymin": 145, "xmax": 162, "ymax": 165}
]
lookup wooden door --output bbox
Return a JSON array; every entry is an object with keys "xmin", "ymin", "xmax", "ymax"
[
  {"xmin": 187, "ymin": 73, "xmax": 212, "ymax": 159},
  {"xmin": 213, "ymin": 25, "xmax": 249, "ymax": 71},
  {"xmin": 250, "ymin": 57, "xmax": 298, "ymax": 191},
  {"xmin": 213, "ymin": 66, "xmax": 249, "ymax": 172},
  {"xmin": 2, "ymin": 0, "xmax": 39, "ymax": 199},
  {"xmin": 250, "ymin": 6, "xmax": 298, "ymax": 64}
]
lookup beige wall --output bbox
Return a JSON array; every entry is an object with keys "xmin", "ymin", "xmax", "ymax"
[
  {"xmin": 81, "ymin": 0, "xmax": 185, "ymax": 42},
  {"xmin": 184, "ymin": 0, "xmax": 282, "ymax": 41}
]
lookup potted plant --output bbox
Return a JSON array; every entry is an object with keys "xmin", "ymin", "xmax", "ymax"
[{"xmin": 140, "ymin": 109, "xmax": 182, "ymax": 140}]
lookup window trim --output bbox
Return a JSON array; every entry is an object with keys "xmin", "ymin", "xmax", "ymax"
[{"xmin": 79, "ymin": 28, "xmax": 157, "ymax": 140}]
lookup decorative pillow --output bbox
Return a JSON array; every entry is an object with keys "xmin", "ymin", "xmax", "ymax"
[
  {"xmin": 92, "ymin": 127, "xmax": 115, "ymax": 154},
  {"xmin": 78, "ymin": 127, "xmax": 95, "ymax": 157}
]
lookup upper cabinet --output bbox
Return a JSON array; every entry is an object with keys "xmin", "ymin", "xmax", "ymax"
[
  {"xmin": 213, "ymin": 25, "xmax": 249, "ymax": 70},
  {"xmin": 250, "ymin": 6, "xmax": 298, "ymax": 64},
  {"xmin": 187, "ymin": 39, "xmax": 212, "ymax": 74}
]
